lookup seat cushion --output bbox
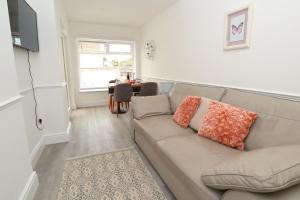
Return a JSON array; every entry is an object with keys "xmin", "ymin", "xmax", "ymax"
[
  {"xmin": 157, "ymin": 135, "xmax": 242, "ymax": 200},
  {"xmin": 135, "ymin": 128, "xmax": 200, "ymax": 200},
  {"xmin": 222, "ymin": 185, "xmax": 300, "ymax": 200},
  {"xmin": 133, "ymin": 115, "xmax": 194, "ymax": 144}
]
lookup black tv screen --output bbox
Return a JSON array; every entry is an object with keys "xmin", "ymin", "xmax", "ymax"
[{"xmin": 7, "ymin": 0, "xmax": 39, "ymax": 52}]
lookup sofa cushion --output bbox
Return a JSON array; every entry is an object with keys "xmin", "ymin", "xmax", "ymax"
[
  {"xmin": 173, "ymin": 96, "xmax": 201, "ymax": 128},
  {"xmin": 133, "ymin": 115, "xmax": 194, "ymax": 144},
  {"xmin": 190, "ymin": 97, "xmax": 212, "ymax": 131},
  {"xmin": 157, "ymin": 135, "xmax": 241, "ymax": 200},
  {"xmin": 221, "ymin": 89, "xmax": 300, "ymax": 150},
  {"xmin": 222, "ymin": 185, "xmax": 300, "ymax": 200},
  {"xmin": 199, "ymin": 101, "xmax": 257, "ymax": 150},
  {"xmin": 202, "ymin": 145, "xmax": 300, "ymax": 193},
  {"xmin": 169, "ymin": 83, "xmax": 225, "ymax": 113},
  {"xmin": 131, "ymin": 94, "xmax": 171, "ymax": 120}
]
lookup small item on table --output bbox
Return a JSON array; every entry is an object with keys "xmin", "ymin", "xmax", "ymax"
[
  {"xmin": 127, "ymin": 72, "xmax": 130, "ymax": 81},
  {"xmin": 130, "ymin": 80, "xmax": 136, "ymax": 84}
]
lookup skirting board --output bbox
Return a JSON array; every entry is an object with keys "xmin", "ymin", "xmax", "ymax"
[
  {"xmin": 19, "ymin": 172, "xmax": 39, "ymax": 200},
  {"xmin": 30, "ymin": 122, "xmax": 72, "ymax": 167},
  {"xmin": 76, "ymin": 100, "xmax": 107, "ymax": 108},
  {"xmin": 30, "ymin": 136, "xmax": 45, "ymax": 168},
  {"xmin": 44, "ymin": 122, "xmax": 72, "ymax": 145}
]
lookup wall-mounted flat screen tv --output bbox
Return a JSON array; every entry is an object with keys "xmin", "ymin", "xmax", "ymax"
[{"xmin": 7, "ymin": 0, "xmax": 39, "ymax": 52}]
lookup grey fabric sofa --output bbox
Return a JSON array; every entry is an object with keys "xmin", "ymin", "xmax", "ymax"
[{"xmin": 131, "ymin": 83, "xmax": 300, "ymax": 200}]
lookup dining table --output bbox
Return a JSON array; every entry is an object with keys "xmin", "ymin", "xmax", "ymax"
[
  {"xmin": 108, "ymin": 82, "xmax": 143, "ymax": 94},
  {"xmin": 108, "ymin": 82, "xmax": 143, "ymax": 114}
]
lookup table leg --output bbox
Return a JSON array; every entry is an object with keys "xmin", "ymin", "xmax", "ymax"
[{"xmin": 111, "ymin": 101, "xmax": 127, "ymax": 115}]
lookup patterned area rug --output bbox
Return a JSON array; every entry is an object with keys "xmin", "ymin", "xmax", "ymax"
[{"xmin": 57, "ymin": 147, "xmax": 167, "ymax": 200}]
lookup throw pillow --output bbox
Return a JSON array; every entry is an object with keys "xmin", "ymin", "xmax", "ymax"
[
  {"xmin": 202, "ymin": 145, "xmax": 300, "ymax": 193},
  {"xmin": 173, "ymin": 96, "xmax": 201, "ymax": 128},
  {"xmin": 198, "ymin": 101, "xmax": 257, "ymax": 150}
]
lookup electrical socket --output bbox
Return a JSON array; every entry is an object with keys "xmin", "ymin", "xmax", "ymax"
[{"xmin": 37, "ymin": 118, "xmax": 44, "ymax": 130}]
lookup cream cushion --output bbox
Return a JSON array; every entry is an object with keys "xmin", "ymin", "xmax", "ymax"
[
  {"xmin": 189, "ymin": 97, "xmax": 212, "ymax": 131},
  {"xmin": 202, "ymin": 145, "xmax": 300, "ymax": 193},
  {"xmin": 131, "ymin": 94, "xmax": 171, "ymax": 120}
]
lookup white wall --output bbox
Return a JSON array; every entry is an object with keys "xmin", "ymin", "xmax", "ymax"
[
  {"xmin": 0, "ymin": 1, "xmax": 37, "ymax": 199},
  {"xmin": 68, "ymin": 22, "xmax": 141, "ymax": 108},
  {"xmin": 13, "ymin": 0, "xmax": 70, "ymax": 166},
  {"xmin": 141, "ymin": 0, "xmax": 300, "ymax": 96}
]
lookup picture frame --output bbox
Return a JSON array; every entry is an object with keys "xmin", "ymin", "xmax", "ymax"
[{"xmin": 224, "ymin": 4, "xmax": 253, "ymax": 50}]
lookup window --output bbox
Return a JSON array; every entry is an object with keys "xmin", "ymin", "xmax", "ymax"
[{"xmin": 78, "ymin": 40, "xmax": 135, "ymax": 91}]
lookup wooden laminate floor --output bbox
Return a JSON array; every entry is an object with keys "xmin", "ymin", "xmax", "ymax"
[{"xmin": 34, "ymin": 106, "xmax": 175, "ymax": 200}]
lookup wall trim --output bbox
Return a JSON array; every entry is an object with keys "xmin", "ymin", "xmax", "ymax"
[
  {"xmin": 19, "ymin": 172, "xmax": 39, "ymax": 200},
  {"xmin": 29, "ymin": 136, "xmax": 45, "ymax": 168},
  {"xmin": 143, "ymin": 75, "xmax": 300, "ymax": 100},
  {"xmin": 44, "ymin": 122, "xmax": 72, "ymax": 145},
  {"xmin": 20, "ymin": 82, "xmax": 67, "ymax": 94},
  {"xmin": 0, "ymin": 95, "xmax": 23, "ymax": 111}
]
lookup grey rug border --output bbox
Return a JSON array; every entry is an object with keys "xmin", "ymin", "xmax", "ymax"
[{"xmin": 65, "ymin": 146, "xmax": 136, "ymax": 161}]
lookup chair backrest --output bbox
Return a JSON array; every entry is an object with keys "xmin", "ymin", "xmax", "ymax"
[
  {"xmin": 140, "ymin": 82, "xmax": 158, "ymax": 96},
  {"xmin": 114, "ymin": 83, "xmax": 133, "ymax": 102},
  {"xmin": 108, "ymin": 80, "xmax": 117, "ymax": 94}
]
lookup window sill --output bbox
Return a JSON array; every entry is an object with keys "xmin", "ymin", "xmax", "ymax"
[{"xmin": 80, "ymin": 88, "xmax": 108, "ymax": 93}]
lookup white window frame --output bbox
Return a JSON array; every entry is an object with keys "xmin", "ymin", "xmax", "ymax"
[
  {"xmin": 77, "ymin": 38, "xmax": 136, "ymax": 92},
  {"xmin": 107, "ymin": 42, "xmax": 133, "ymax": 55}
]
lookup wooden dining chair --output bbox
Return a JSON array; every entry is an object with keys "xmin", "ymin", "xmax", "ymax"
[{"xmin": 112, "ymin": 83, "xmax": 133, "ymax": 117}]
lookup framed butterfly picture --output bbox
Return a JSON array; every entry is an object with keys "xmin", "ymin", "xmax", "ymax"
[{"xmin": 224, "ymin": 4, "xmax": 253, "ymax": 50}]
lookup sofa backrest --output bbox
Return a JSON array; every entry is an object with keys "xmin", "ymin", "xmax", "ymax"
[
  {"xmin": 169, "ymin": 83, "xmax": 225, "ymax": 113},
  {"xmin": 221, "ymin": 89, "xmax": 300, "ymax": 150}
]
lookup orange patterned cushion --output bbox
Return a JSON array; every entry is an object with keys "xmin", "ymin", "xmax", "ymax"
[
  {"xmin": 198, "ymin": 101, "xmax": 257, "ymax": 150},
  {"xmin": 173, "ymin": 96, "xmax": 202, "ymax": 128}
]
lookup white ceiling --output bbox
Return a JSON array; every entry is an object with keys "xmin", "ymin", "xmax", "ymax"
[{"xmin": 62, "ymin": 0, "xmax": 177, "ymax": 27}]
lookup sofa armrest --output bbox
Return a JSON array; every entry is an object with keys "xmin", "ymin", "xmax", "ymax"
[{"xmin": 131, "ymin": 94, "xmax": 172, "ymax": 120}]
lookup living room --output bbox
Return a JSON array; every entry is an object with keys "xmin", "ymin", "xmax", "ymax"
[{"xmin": 1, "ymin": 0, "xmax": 300, "ymax": 200}]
